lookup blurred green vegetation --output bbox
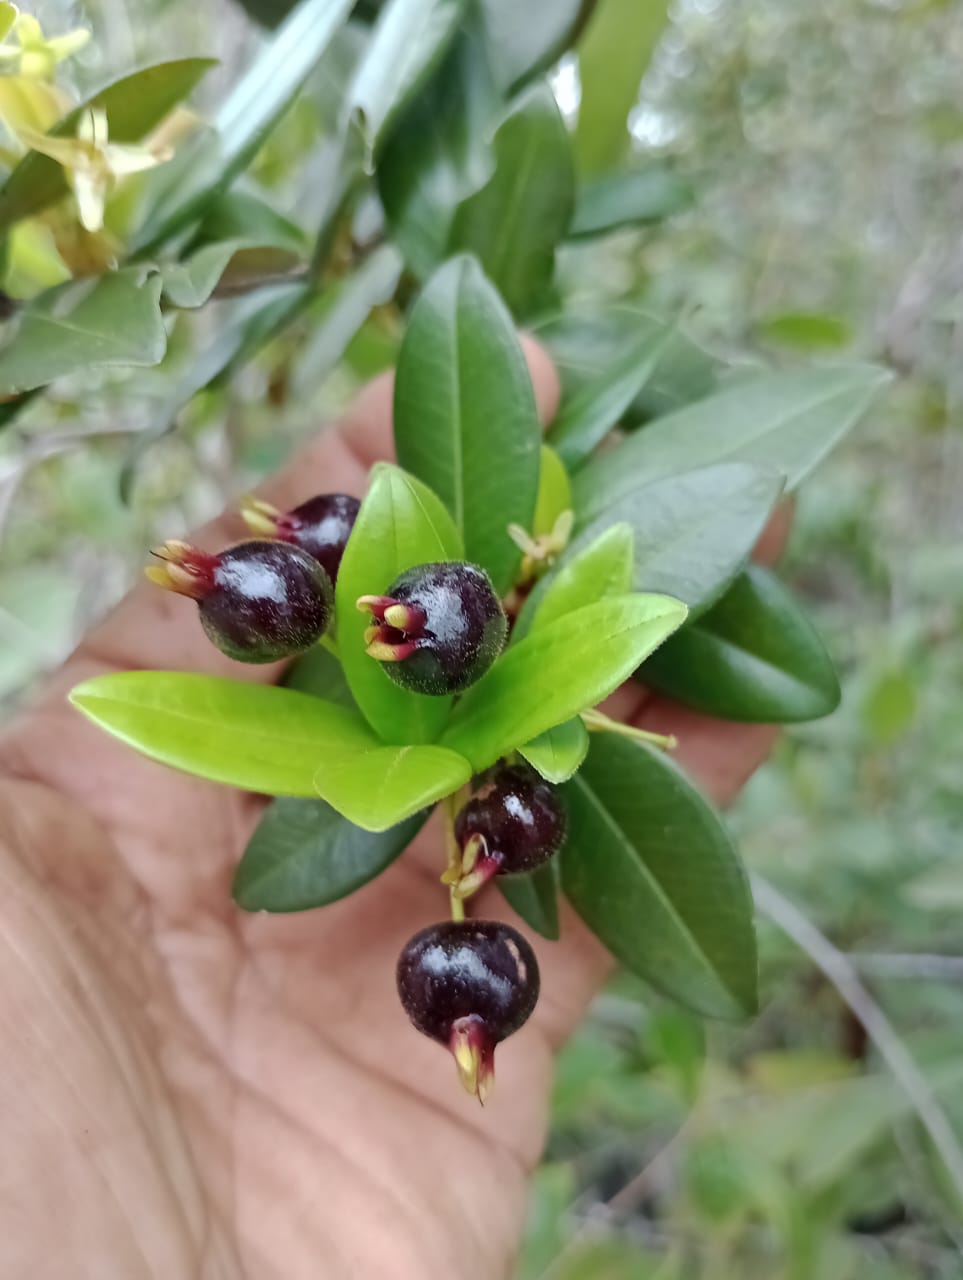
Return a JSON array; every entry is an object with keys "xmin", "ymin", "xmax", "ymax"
[{"xmin": 2, "ymin": 1, "xmax": 962, "ymax": 1276}]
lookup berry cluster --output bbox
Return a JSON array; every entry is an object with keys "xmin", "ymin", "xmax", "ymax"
[{"xmin": 148, "ymin": 491, "xmax": 567, "ymax": 1101}]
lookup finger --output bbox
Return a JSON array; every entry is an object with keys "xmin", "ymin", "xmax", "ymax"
[{"xmin": 30, "ymin": 336, "xmax": 561, "ymax": 696}]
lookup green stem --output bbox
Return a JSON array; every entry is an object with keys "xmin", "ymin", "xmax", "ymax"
[
  {"xmin": 443, "ymin": 792, "xmax": 465, "ymax": 923},
  {"xmin": 581, "ymin": 707, "xmax": 677, "ymax": 752}
]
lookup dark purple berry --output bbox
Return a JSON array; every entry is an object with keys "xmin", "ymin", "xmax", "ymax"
[
  {"xmin": 241, "ymin": 492, "xmax": 360, "ymax": 585},
  {"xmin": 146, "ymin": 538, "xmax": 332, "ymax": 663},
  {"xmin": 396, "ymin": 920, "xmax": 539, "ymax": 1102},
  {"xmin": 451, "ymin": 763, "xmax": 567, "ymax": 900},
  {"xmin": 358, "ymin": 561, "xmax": 507, "ymax": 696}
]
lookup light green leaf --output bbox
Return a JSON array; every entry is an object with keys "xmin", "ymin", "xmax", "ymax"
[
  {"xmin": 562, "ymin": 732, "xmax": 757, "ymax": 1018},
  {"xmin": 518, "ymin": 522, "xmax": 634, "ymax": 641},
  {"xmin": 576, "ymin": 463, "xmax": 784, "ymax": 618},
  {"xmin": 448, "ymin": 83, "xmax": 575, "ymax": 318},
  {"xmin": 569, "ymin": 166, "xmax": 693, "ymax": 238},
  {"xmin": 519, "ymin": 717, "xmax": 590, "ymax": 783},
  {"xmin": 548, "ymin": 326, "xmax": 670, "ymax": 467},
  {"xmin": 499, "ymin": 859, "xmax": 561, "ymax": 940},
  {"xmin": 377, "ymin": 22, "xmax": 499, "ymax": 280},
  {"xmin": 479, "ymin": 0, "xmax": 594, "ymax": 89},
  {"xmin": 348, "ymin": 0, "xmax": 466, "ymax": 155},
  {"xmin": 335, "ymin": 462, "xmax": 462, "ymax": 743},
  {"xmin": 394, "ymin": 255, "xmax": 541, "ymax": 592},
  {"xmin": 234, "ymin": 797, "xmax": 425, "ymax": 911},
  {"xmin": 313, "ymin": 742, "xmax": 472, "ymax": 830},
  {"xmin": 135, "ymin": 0, "xmax": 356, "ymax": 252},
  {"xmin": 574, "ymin": 365, "xmax": 893, "ymax": 504},
  {"xmin": 0, "ymin": 267, "xmax": 166, "ymax": 394},
  {"xmin": 756, "ymin": 310, "xmax": 852, "ymax": 351},
  {"xmin": 442, "ymin": 593, "xmax": 686, "ymax": 770},
  {"xmin": 69, "ymin": 672, "xmax": 377, "ymax": 796},
  {"xmin": 642, "ymin": 565, "xmax": 841, "ymax": 723},
  {"xmin": 574, "ymin": 0, "xmax": 669, "ymax": 174},
  {"xmin": 0, "ymin": 4, "xmax": 17, "ymax": 42},
  {"xmin": 533, "ymin": 444, "xmax": 572, "ymax": 537},
  {"xmin": 0, "ymin": 59, "xmax": 217, "ymax": 231}
]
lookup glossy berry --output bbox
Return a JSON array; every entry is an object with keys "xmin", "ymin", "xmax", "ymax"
[
  {"xmin": 451, "ymin": 763, "xmax": 567, "ymax": 900},
  {"xmin": 397, "ymin": 920, "xmax": 539, "ymax": 1102},
  {"xmin": 358, "ymin": 561, "xmax": 507, "ymax": 695},
  {"xmin": 146, "ymin": 539, "xmax": 332, "ymax": 663},
  {"xmin": 241, "ymin": 492, "xmax": 360, "ymax": 585}
]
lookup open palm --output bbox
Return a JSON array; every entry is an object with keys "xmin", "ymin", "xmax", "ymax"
[{"xmin": 0, "ymin": 347, "xmax": 779, "ymax": 1279}]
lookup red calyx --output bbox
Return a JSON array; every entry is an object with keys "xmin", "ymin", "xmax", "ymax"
[
  {"xmin": 357, "ymin": 594, "xmax": 429, "ymax": 662},
  {"xmin": 145, "ymin": 541, "xmax": 219, "ymax": 600},
  {"xmin": 449, "ymin": 1015, "xmax": 496, "ymax": 1104}
]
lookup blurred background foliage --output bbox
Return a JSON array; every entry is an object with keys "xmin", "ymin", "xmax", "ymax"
[{"xmin": 2, "ymin": 1, "xmax": 962, "ymax": 1276}]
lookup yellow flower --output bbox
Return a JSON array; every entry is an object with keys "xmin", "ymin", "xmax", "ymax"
[
  {"xmin": 0, "ymin": 9, "xmax": 90, "ymax": 81},
  {"xmin": 18, "ymin": 108, "xmax": 173, "ymax": 233}
]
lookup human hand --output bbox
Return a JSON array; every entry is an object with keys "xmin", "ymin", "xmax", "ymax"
[{"xmin": 0, "ymin": 343, "xmax": 780, "ymax": 1279}]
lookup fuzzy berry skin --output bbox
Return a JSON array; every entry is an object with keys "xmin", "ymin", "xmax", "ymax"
[
  {"xmin": 396, "ymin": 920, "xmax": 539, "ymax": 1102},
  {"xmin": 242, "ymin": 493, "xmax": 359, "ymax": 586},
  {"xmin": 359, "ymin": 562, "xmax": 507, "ymax": 696},
  {"xmin": 147, "ymin": 539, "xmax": 332, "ymax": 663},
  {"xmin": 452, "ymin": 764, "xmax": 566, "ymax": 899}
]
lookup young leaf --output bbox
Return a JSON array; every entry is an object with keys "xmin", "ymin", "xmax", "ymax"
[
  {"xmin": 642, "ymin": 565, "xmax": 841, "ymax": 723},
  {"xmin": 234, "ymin": 798, "xmax": 425, "ymax": 912},
  {"xmin": 335, "ymin": 462, "xmax": 462, "ymax": 743},
  {"xmin": 394, "ymin": 256, "xmax": 540, "ymax": 592},
  {"xmin": 576, "ymin": 463, "xmax": 784, "ymax": 618},
  {"xmin": 518, "ymin": 717, "xmax": 590, "ymax": 784},
  {"xmin": 533, "ymin": 444, "xmax": 572, "ymax": 537},
  {"xmin": 574, "ymin": 365, "xmax": 893, "ymax": 505},
  {"xmin": 313, "ymin": 742, "xmax": 472, "ymax": 830},
  {"xmin": 69, "ymin": 672, "xmax": 377, "ymax": 796},
  {"xmin": 0, "ymin": 59, "xmax": 216, "ymax": 231},
  {"xmin": 0, "ymin": 267, "xmax": 166, "ymax": 395},
  {"xmin": 574, "ymin": 0, "xmax": 669, "ymax": 174},
  {"xmin": 562, "ymin": 733, "xmax": 757, "ymax": 1018},
  {"xmin": 569, "ymin": 167, "xmax": 693, "ymax": 238},
  {"xmin": 377, "ymin": 22, "xmax": 499, "ymax": 280},
  {"xmin": 442, "ymin": 594, "xmax": 687, "ymax": 771},
  {"xmin": 347, "ymin": 0, "xmax": 466, "ymax": 155},
  {"xmin": 448, "ymin": 83, "xmax": 575, "ymax": 318},
  {"xmin": 517, "ymin": 522, "xmax": 634, "ymax": 641},
  {"xmin": 547, "ymin": 326, "xmax": 671, "ymax": 467},
  {"xmin": 499, "ymin": 860, "xmax": 561, "ymax": 940}
]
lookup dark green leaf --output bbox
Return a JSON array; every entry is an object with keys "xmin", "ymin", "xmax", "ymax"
[
  {"xmin": 0, "ymin": 267, "xmax": 166, "ymax": 394},
  {"xmin": 574, "ymin": 0, "xmax": 670, "ymax": 174},
  {"xmin": 562, "ymin": 732, "xmax": 757, "ymax": 1017},
  {"xmin": 442, "ymin": 594, "xmax": 687, "ymax": 770},
  {"xmin": 0, "ymin": 59, "xmax": 217, "ymax": 231},
  {"xmin": 313, "ymin": 742, "xmax": 472, "ymax": 829},
  {"xmin": 569, "ymin": 167, "xmax": 693, "ymax": 238},
  {"xmin": 548, "ymin": 326, "xmax": 670, "ymax": 467},
  {"xmin": 642, "ymin": 565, "xmax": 841, "ymax": 723},
  {"xmin": 335, "ymin": 462, "xmax": 462, "ymax": 743},
  {"xmin": 348, "ymin": 0, "xmax": 466, "ymax": 155},
  {"xmin": 284, "ymin": 645, "xmax": 355, "ymax": 708},
  {"xmin": 377, "ymin": 22, "xmax": 499, "ymax": 280},
  {"xmin": 479, "ymin": 0, "xmax": 596, "ymax": 89},
  {"xmin": 574, "ymin": 365, "xmax": 893, "ymax": 503},
  {"xmin": 234, "ymin": 797, "xmax": 424, "ymax": 911},
  {"xmin": 499, "ymin": 859, "xmax": 561, "ymax": 940},
  {"xmin": 134, "ymin": 0, "xmax": 356, "ymax": 253},
  {"xmin": 519, "ymin": 718, "xmax": 590, "ymax": 783},
  {"xmin": 575, "ymin": 463, "xmax": 784, "ymax": 617},
  {"xmin": 449, "ymin": 83, "xmax": 575, "ymax": 317},
  {"xmin": 69, "ymin": 672, "xmax": 377, "ymax": 796},
  {"xmin": 531, "ymin": 302, "xmax": 720, "ymax": 423},
  {"xmin": 394, "ymin": 255, "xmax": 541, "ymax": 592}
]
